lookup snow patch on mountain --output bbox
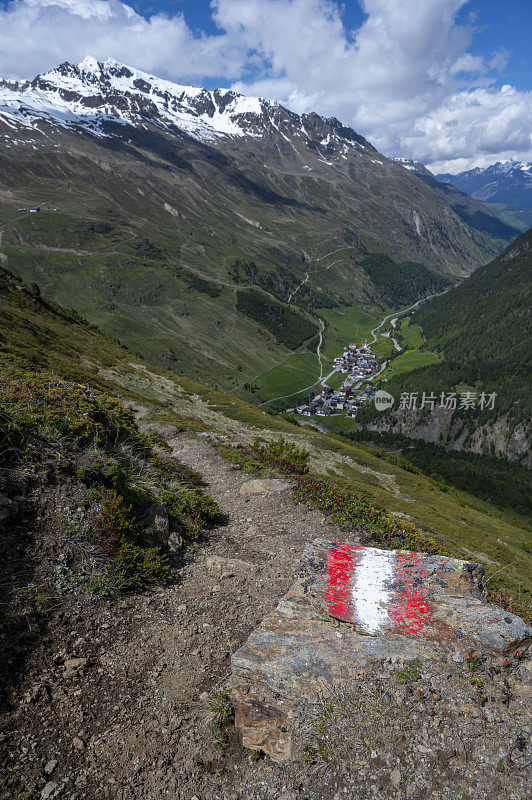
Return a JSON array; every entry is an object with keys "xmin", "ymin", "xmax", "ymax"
[
  {"xmin": 436, "ymin": 160, "xmax": 532, "ymax": 209},
  {"xmin": 0, "ymin": 57, "xmax": 372, "ymax": 156}
]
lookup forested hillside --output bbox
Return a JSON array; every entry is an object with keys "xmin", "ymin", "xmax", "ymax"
[
  {"xmin": 358, "ymin": 230, "xmax": 531, "ymax": 459},
  {"xmin": 415, "ymin": 229, "xmax": 531, "ymax": 395},
  {"xmin": 359, "ymin": 254, "xmax": 452, "ymax": 307}
]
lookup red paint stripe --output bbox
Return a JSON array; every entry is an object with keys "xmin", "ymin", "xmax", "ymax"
[
  {"xmin": 388, "ymin": 550, "xmax": 432, "ymax": 634},
  {"xmin": 323, "ymin": 543, "xmax": 360, "ymax": 620}
]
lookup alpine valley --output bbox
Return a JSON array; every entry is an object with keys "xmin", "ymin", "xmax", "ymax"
[{"xmin": 0, "ymin": 57, "xmax": 518, "ymax": 393}]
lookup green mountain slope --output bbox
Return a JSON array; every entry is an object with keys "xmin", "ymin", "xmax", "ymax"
[
  {"xmin": 415, "ymin": 229, "xmax": 531, "ymax": 385},
  {"xmin": 358, "ymin": 230, "xmax": 532, "ymax": 461},
  {"xmin": 1, "ymin": 266, "xmax": 530, "ymax": 615}
]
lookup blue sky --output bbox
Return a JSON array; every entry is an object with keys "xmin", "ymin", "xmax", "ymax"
[
  {"xmin": 455, "ymin": 0, "xmax": 531, "ymax": 90},
  {"xmin": 120, "ymin": 0, "xmax": 531, "ymax": 91},
  {"xmin": 0, "ymin": 0, "xmax": 530, "ymax": 170},
  {"xmin": 108, "ymin": 1, "xmax": 531, "ymax": 91}
]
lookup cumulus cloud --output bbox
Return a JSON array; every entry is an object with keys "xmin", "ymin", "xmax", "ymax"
[
  {"xmin": 413, "ymin": 85, "xmax": 532, "ymax": 172},
  {"xmin": 0, "ymin": 0, "xmax": 530, "ymax": 170},
  {"xmin": 0, "ymin": 0, "xmax": 245, "ymax": 82}
]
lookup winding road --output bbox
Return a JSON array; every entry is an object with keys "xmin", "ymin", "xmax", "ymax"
[
  {"xmin": 259, "ymin": 287, "xmax": 451, "ymax": 407},
  {"xmin": 366, "ymin": 288, "xmax": 450, "ymax": 345}
]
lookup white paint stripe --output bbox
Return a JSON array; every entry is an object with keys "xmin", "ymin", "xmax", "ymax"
[{"xmin": 352, "ymin": 547, "xmax": 395, "ymax": 633}]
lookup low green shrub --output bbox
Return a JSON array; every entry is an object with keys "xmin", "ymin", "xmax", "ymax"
[
  {"xmin": 395, "ymin": 658, "xmax": 422, "ymax": 684},
  {"xmin": 253, "ymin": 435, "xmax": 310, "ymax": 473},
  {"xmin": 217, "ymin": 444, "xmax": 269, "ymax": 475},
  {"xmin": 293, "ymin": 477, "xmax": 442, "ymax": 554},
  {"xmin": 161, "ymin": 488, "xmax": 222, "ymax": 537},
  {"xmin": 92, "ymin": 489, "xmax": 168, "ymax": 590},
  {"xmin": 0, "ymin": 373, "xmax": 139, "ymax": 449},
  {"xmin": 206, "ymin": 689, "xmax": 234, "ymax": 749},
  {"xmin": 75, "ymin": 465, "xmax": 92, "ymax": 483}
]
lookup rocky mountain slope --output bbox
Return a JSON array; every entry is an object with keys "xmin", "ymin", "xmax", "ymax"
[
  {"xmin": 437, "ymin": 160, "xmax": 532, "ymax": 210},
  {"xmin": 0, "ymin": 57, "xmax": 511, "ymax": 391},
  {"xmin": 394, "ymin": 158, "xmax": 522, "ymax": 240}
]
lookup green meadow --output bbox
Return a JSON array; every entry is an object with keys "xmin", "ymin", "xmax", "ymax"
[{"xmin": 384, "ymin": 350, "xmax": 441, "ymax": 378}]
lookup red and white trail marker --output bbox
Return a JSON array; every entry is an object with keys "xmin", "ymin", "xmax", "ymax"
[
  {"xmin": 322, "ymin": 542, "xmax": 434, "ymax": 636},
  {"xmin": 231, "ymin": 539, "xmax": 531, "ymax": 761}
]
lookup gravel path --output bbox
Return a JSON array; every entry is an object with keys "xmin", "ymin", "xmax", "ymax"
[{"xmin": 1, "ymin": 432, "xmax": 356, "ymax": 800}]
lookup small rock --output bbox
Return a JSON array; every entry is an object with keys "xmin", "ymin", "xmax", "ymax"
[
  {"xmin": 452, "ymin": 651, "xmax": 464, "ymax": 663},
  {"xmin": 0, "ymin": 494, "xmax": 18, "ymax": 524},
  {"xmin": 390, "ymin": 766, "xmax": 401, "ymax": 787},
  {"xmin": 211, "ymin": 584, "xmax": 221, "ymax": 593},
  {"xmin": 63, "ymin": 658, "xmax": 87, "ymax": 671},
  {"xmin": 41, "ymin": 782, "xmax": 57, "ymax": 799},
  {"xmin": 199, "ymin": 691, "xmax": 209, "ymax": 701},
  {"xmin": 72, "ymin": 738, "xmax": 84, "ymax": 751},
  {"xmin": 44, "ymin": 760, "xmax": 58, "ymax": 776}
]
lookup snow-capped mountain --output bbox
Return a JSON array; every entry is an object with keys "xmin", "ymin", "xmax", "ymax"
[
  {"xmin": 0, "ymin": 57, "xmax": 513, "ymax": 293},
  {"xmin": 393, "ymin": 158, "xmax": 434, "ymax": 178},
  {"xmin": 0, "ymin": 58, "xmax": 515, "ymax": 391},
  {"xmin": 393, "ymin": 157, "xmax": 522, "ymax": 240},
  {"xmin": 436, "ymin": 161, "xmax": 532, "ymax": 210},
  {"xmin": 0, "ymin": 56, "xmax": 371, "ymax": 156}
]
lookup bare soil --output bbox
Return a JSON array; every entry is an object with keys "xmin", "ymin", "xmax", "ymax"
[{"xmin": 1, "ymin": 431, "xmax": 348, "ymax": 799}]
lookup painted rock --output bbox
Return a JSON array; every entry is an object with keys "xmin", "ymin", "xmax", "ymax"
[{"xmin": 231, "ymin": 539, "xmax": 531, "ymax": 762}]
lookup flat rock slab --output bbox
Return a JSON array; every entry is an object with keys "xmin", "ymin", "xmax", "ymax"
[
  {"xmin": 239, "ymin": 479, "xmax": 293, "ymax": 495},
  {"xmin": 231, "ymin": 539, "xmax": 531, "ymax": 761}
]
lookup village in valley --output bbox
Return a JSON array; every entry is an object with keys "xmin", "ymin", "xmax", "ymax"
[{"xmin": 294, "ymin": 342, "xmax": 379, "ymax": 418}]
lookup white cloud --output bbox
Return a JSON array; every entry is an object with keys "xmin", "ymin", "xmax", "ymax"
[
  {"xmin": 0, "ymin": 0, "xmax": 245, "ymax": 82},
  {"xmin": 421, "ymin": 86, "xmax": 532, "ymax": 172},
  {"xmin": 0, "ymin": 0, "xmax": 530, "ymax": 171},
  {"xmin": 217, "ymin": 0, "xmax": 532, "ymax": 170}
]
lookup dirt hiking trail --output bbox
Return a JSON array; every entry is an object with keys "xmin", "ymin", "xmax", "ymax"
[{"xmin": 2, "ymin": 431, "xmax": 530, "ymax": 800}]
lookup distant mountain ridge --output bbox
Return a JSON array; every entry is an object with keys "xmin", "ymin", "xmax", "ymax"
[
  {"xmin": 0, "ymin": 55, "xmax": 373, "ymax": 153},
  {"xmin": 394, "ymin": 158, "xmax": 521, "ymax": 241},
  {"xmin": 436, "ymin": 160, "xmax": 532, "ymax": 210}
]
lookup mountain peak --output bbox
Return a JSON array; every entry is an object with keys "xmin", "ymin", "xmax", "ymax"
[
  {"xmin": 77, "ymin": 55, "xmax": 101, "ymax": 73},
  {"xmin": 0, "ymin": 57, "xmax": 374, "ymax": 155},
  {"xmin": 393, "ymin": 158, "xmax": 434, "ymax": 177},
  {"xmin": 435, "ymin": 159, "xmax": 532, "ymax": 209}
]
